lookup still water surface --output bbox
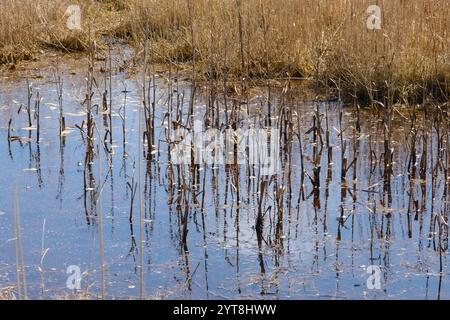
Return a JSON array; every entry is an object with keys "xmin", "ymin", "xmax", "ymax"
[{"xmin": 0, "ymin": 52, "xmax": 448, "ymax": 299}]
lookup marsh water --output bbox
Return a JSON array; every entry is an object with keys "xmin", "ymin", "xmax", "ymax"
[{"xmin": 0, "ymin": 49, "xmax": 448, "ymax": 300}]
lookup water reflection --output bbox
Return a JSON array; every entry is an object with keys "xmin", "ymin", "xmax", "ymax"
[{"xmin": 0, "ymin": 52, "xmax": 448, "ymax": 300}]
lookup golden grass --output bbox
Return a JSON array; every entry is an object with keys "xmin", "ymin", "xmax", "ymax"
[
  {"xmin": 0, "ymin": 0, "xmax": 126, "ymax": 64},
  {"xmin": 124, "ymin": 0, "xmax": 449, "ymax": 102},
  {"xmin": 0, "ymin": 0, "xmax": 448, "ymax": 102}
]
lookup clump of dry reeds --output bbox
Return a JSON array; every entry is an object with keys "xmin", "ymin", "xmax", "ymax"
[
  {"xmin": 125, "ymin": 0, "xmax": 449, "ymax": 103},
  {"xmin": 0, "ymin": 0, "xmax": 125, "ymax": 65}
]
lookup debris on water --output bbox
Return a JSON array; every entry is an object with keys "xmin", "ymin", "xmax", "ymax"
[
  {"xmin": 65, "ymin": 111, "xmax": 86, "ymax": 117},
  {"xmin": 22, "ymin": 126, "xmax": 37, "ymax": 131},
  {"xmin": 61, "ymin": 129, "xmax": 73, "ymax": 136}
]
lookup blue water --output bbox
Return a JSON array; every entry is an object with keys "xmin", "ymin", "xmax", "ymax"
[{"xmin": 0, "ymin": 52, "xmax": 448, "ymax": 300}]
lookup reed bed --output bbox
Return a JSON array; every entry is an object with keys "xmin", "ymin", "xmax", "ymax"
[
  {"xmin": 125, "ymin": 0, "xmax": 449, "ymax": 103},
  {"xmin": 0, "ymin": 0, "xmax": 448, "ymax": 103}
]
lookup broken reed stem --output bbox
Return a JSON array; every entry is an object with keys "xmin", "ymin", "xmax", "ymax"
[
  {"xmin": 142, "ymin": 40, "xmax": 156, "ymax": 161},
  {"xmin": 26, "ymin": 80, "xmax": 32, "ymax": 139},
  {"xmin": 34, "ymin": 91, "xmax": 41, "ymax": 143},
  {"xmin": 127, "ymin": 161, "xmax": 138, "ymax": 223},
  {"xmin": 7, "ymin": 117, "xmax": 13, "ymax": 154},
  {"xmin": 55, "ymin": 67, "xmax": 65, "ymax": 140},
  {"xmin": 120, "ymin": 84, "xmax": 128, "ymax": 157}
]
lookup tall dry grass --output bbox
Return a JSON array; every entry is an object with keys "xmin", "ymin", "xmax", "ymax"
[
  {"xmin": 0, "ymin": 0, "xmax": 125, "ymax": 64},
  {"xmin": 0, "ymin": 0, "xmax": 448, "ymax": 102},
  {"xmin": 123, "ymin": 0, "xmax": 448, "ymax": 102}
]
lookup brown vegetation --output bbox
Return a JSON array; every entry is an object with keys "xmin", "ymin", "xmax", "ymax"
[{"xmin": 0, "ymin": 0, "xmax": 448, "ymax": 102}]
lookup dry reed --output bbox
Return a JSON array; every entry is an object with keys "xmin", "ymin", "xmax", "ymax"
[{"xmin": 0, "ymin": 0, "xmax": 447, "ymax": 103}]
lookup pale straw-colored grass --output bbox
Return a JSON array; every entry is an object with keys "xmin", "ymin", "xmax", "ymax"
[{"xmin": 1, "ymin": 0, "xmax": 448, "ymax": 102}]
